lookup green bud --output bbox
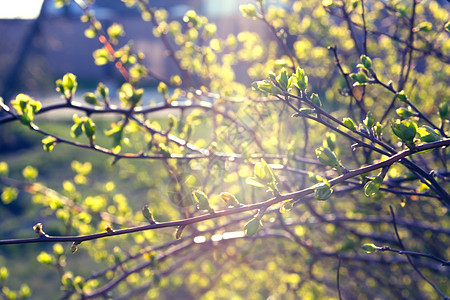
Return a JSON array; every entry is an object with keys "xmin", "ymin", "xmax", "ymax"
[
  {"xmin": 83, "ymin": 118, "xmax": 96, "ymax": 141},
  {"xmin": 244, "ymin": 217, "xmax": 262, "ymax": 236},
  {"xmin": 316, "ymin": 147, "xmax": 340, "ymax": 170},
  {"xmin": 61, "ymin": 73, "xmax": 78, "ymax": 99},
  {"xmin": 96, "ymin": 82, "xmax": 109, "ymax": 100},
  {"xmin": 292, "ymin": 67, "xmax": 308, "ymax": 90},
  {"xmin": 251, "ymin": 80, "xmax": 283, "ymax": 96},
  {"xmin": 310, "ymin": 93, "xmax": 322, "ymax": 107},
  {"xmin": 374, "ymin": 122, "xmax": 383, "ymax": 137},
  {"xmin": 37, "ymin": 251, "xmax": 54, "ymax": 265},
  {"xmin": 254, "ymin": 159, "xmax": 276, "ymax": 185},
  {"xmin": 53, "ymin": 243, "xmax": 65, "ymax": 256},
  {"xmin": 363, "ymin": 111, "xmax": 374, "ymax": 128},
  {"xmin": 142, "ymin": 205, "xmax": 157, "ymax": 224},
  {"xmin": 157, "ymin": 81, "xmax": 168, "ymax": 98},
  {"xmin": 83, "ymin": 92, "xmax": 100, "ymax": 105},
  {"xmin": 360, "ymin": 55, "xmax": 372, "ymax": 70},
  {"xmin": 361, "ymin": 243, "xmax": 379, "ymax": 253},
  {"xmin": 168, "ymin": 114, "xmax": 176, "ymax": 129},
  {"xmin": 33, "ymin": 222, "xmax": 47, "ymax": 237},
  {"xmin": 391, "ymin": 119, "xmax": 417, "ymax": 143},
  {"xmin": 280, "ymin": 200, "xmax": 293, "ymax": 213},
  {"xmin": 276, "ymin": 68, "xmax": 291, "ymax": 91},
  {"xmin": 396, "ymin": 90, "xmax": 408, "ymax": 102},
  {"xmin": 105, "ymin": 224, "xmax": 114, "ymax": 234},
  {"xmin": 417, "ymin": 126, "xmax": 442, "ymax": 143}
]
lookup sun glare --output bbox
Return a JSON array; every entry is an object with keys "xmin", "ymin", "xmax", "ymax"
[{"xmin": 0, "ymin": 0, "xmax": 44, "ymax": 19}]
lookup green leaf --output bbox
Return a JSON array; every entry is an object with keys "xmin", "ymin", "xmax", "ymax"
[
  {"xmin": 83, "ymin": 118, "xmax": 96, "ymax": 141},
  {"xmin": 119, "ymin": 83, "xmax": 143, "ymax": 107},
  {"xmin": 343, "ymin": 117, "xmax": 357, "ymax": 131},
  {"xmin": 315, "ymin": 147, "xmax": 340, "ymax": 170},
  {"xmin": 313, "ymin": 179, "xmax": 333, "ymax": 200},
  {"xmin": 417, "ymin": 126, "xmax": 441, "ymax": 143},
  {"xmin": 97, "ymin": 82, "xmax": 109, "ymax": 100},
  {"xmin": 391, "ymin": 119, "xmax": 417, "ymax": 143},
  {"xmin": 245, "ymin": 177, "xmax": 266, "ymax": 188},
  {"xmin": 276, "ymin": 68, "xmax": 291, "ymax": 91},
  {"xmin": 251, "ymin": 80, "xmax": 282, "ymax": 96},
  {"xmin": 254, "ymin": 159, "xmax": 275, "ymax": 184},
  {"xmin": 71, "ymin": 122, "xmax": 84, "ymax": 138},
  {"xmin": 244, "ymin": 217, "xmax": 262, "ymax": 236},
  {"xmin": 292, "ymin": 67, "xmax": 308, "ymax": 90},
  {"xmin": 445, "ymin": 21, "xmax": 450, "ymax": 32},
  {"xmin": 360, "ymin": 55, "xmax": 373, "ymax": 70},
  {"xmin": 310, "ymin": 93, "xmax": 322, "ymax": 107},
  {"xmin": 192, "ymin": 190, "xmax": 214, "ymax": 213},
  {"xmin": 218, "ymin": 192, "xmax": 241, "ymax": 208},
  {"xmin": 361, "ymin": 243, "xmax": 379, "ymax": 253},
  {"xmin": 364, "ymin": 176, "xmax": 383, "ymax": 197},
  {"xmin": 363, "ymin": 111, "xmax": 374, "ymax": 128},
  {"xmin": 42, "ymin": 136, "xmax": 57, "ymax": 152},
  {"xmin": 350, "ymin": 72, "xmax": 368, "ymax": 86},
  {"xmin": 396, "ymin": 107, "xmax": 413, "ymax": 118},
  {"xmin": 142, "ymin": 205, "xmax": 156, "ymax": 224},
  {"xmin": 396, "ymin": 90, "xmax": 408, "ymax": 102}
]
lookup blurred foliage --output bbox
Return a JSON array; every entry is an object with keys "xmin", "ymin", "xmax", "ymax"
[{"xmin": 0, "ymin": 0, "xmax": 449, "ymax": 299}]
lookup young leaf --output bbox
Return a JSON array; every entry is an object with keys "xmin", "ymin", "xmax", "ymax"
[
  {"xmin": 342, "ymin": 117, "xmax": 357, "ymax": 131},
  {"xmin": 315, "ymin": 147, "xmax": 340, "ymax": 171},
  {"xmin": 245, "ymin": 177, "xmax": 266, "ymax": 188},
  {"xmin": 364, "ymin": 176, "xmax": 383, "ymax": 197},
  {"xmin": 292, "ymin": 67, "xmax": 308, "ymax": 90},
  {"xmin": 218, "ymin": 192, "xmax": 241, "ymax": 208},
  {"xmin": 192, "ymin": 190, "xmax": 214, "ymax": 213},
  {"xmin": 417, "ymin": 126, "xmax": 441, "ymax": 143},
  {"xmin": 83, "ymin": 118, "xmax": 96, "ymax": 141},
  {"xmin": 142, "ymin": 205, "xmax": 157, "ymax": 224},
  {"xmin": 42, "ymin": 136, "xmax": 57, "ymax": 152},
  {"xmin": 391, "ymin": 120, "xmax": 417, "ymax": 143},
  {"xmin": 244, "ymin": 217, "xmax": 262, "ymax": 236},
  {"xmin": 313, "ymin": 179, "xmax": 333, "ymax": 200},
  {"xmin": 310, "ymin": 93, "xmax": 322, "ymax": 107},
  {"xmin": 360, "ymin": 55, "xmax": 373, "ymax": 70},
  {"xmin": 83, "ymin": 92, "xmax": 100, "ymax": 105},
  {"xmin": 361, "ymin": 243, "xmax": 379, "ymax": 253}
]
